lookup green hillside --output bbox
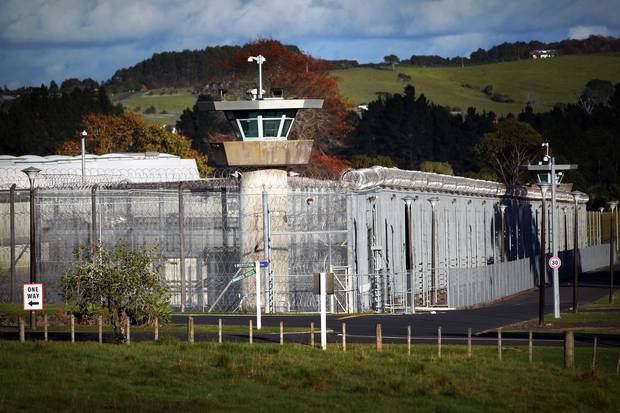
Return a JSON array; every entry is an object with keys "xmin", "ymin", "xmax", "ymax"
[
  {"xmin": 111, "ymin": 88, "xmax": 198, "ymax": 125},
  {"xmin": 333, "ymin": 53, "xmax": 620, "ymax": 115}
]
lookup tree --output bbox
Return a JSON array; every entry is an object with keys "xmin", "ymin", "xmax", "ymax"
[
  {"xmin": 56, "ymin": 112, "xmax": 212, "ymax": 176},
  {"xmin": 384, "ymin": 54, "xmax": 400, "ymax": 71},
  {"xmin": 350, "ymin": 154, "xmax": 396, "ymax": 169},
  {"xmin": 579, "ymin": 79, "xmax": 615, "ymax": 114},
  {"xmin": 420, "ymin": 161, "xmax": 454, "ymax": 175},
  {"xmin": 475, "ymin": 118, "xmax": 543, "ymax": 186},
  {"xmin": 61, "ymin": 242, "xmax": 171, "ymax": 343}
]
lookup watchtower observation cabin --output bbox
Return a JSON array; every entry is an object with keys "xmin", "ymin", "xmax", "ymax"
[{"xmin": 197, "ymin": 54, "xmax": 323, "ymax": 167}]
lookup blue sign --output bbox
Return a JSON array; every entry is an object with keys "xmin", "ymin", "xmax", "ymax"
[{"xmin": 259, "ymin": 260, "xmax": 269, "ymax": 268}]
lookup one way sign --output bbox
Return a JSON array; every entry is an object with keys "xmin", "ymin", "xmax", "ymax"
[{"xmin": 23, "ymin": 283, "xmax": 44, "ymax": 311}]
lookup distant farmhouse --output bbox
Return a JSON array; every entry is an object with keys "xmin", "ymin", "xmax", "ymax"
[{"xmin": 529, "ymin": 49, "xmax": 558, "ymax": 59}]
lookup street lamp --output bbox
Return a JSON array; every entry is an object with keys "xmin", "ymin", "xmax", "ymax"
[
  {"xmin": 524, "ymin": 143, "xmax": 577, "ymax": 319},
  {"xmin": 428, "ymin": 197, "xmax": 439, "ymax": 306},
  {"xmin": 536, "ymin": 181, "xmax": 551, "ymax": 326},
  {"xmin": 570, "ymin": 190, "xmax": 586, "ymax": 313},
  {"xmin": 607, "ymin": 201, "xmax": 618, "ymax": 304},
  {"xmin": 81, "ymin": 130, "xmax": 87, "ymax": 183},
  {"xmin": 22, "ymin": 166, "xmax": 40, "ymax": 330},
  {"xmin": 247, "ymin": 55, "xmax": 266, "ymax": 100}
]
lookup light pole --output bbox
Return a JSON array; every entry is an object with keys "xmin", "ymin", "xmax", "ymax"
[
  {"xmin": 81, "ymin": 130, "xmax": 87, "ymax": 184},
  {"xmin": 247, "ymin": 55, "xmax": 266, "ymax": 100},
  {"xmin": 428, "ymin": 197, "xmax": 439, "ymax": 306},
  {"xmin": 525, "ymin": 143, "xmax": 577, "ymax": 319},
  {"xmin": 22, "ymin": 166, "xmax": 41, "ymax": 330},
  {"xmin": 607, "ymin": 201, "xmax": 618, "ymax": 304},
  {"xmin": 537, "ymin": 182, "xmax": 551, "ymax": 326},
  {"xmin": 571, "ymin": 190, "xmax": 586, "ymax": 313}
]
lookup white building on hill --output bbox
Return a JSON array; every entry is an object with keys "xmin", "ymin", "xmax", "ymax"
[{"xmin": 0, "ymin": 152, "xmax": 200, "ymax": 189}]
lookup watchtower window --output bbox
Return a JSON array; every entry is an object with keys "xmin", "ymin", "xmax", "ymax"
[{"xmin": 224, "ymin": 109, "xmax": 297, "ymax": 141}]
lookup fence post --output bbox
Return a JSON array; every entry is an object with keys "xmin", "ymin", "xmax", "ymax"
[
  {"xmin": 591, "ymin": 336, "xmax": 598, "ymax": 373},
  {"xmin": 528, "ymin": 331, "xmax": 533, "ymax": 363},
  {"xmin": 342, "ymin": 322, "xmax": 347, "ymax": 352},
  {"xmin": 310, "ymin": 322, "xmax": 315, "ymax": 347},
  {"xmin": 126, "ymin": 317, "xmax": 131, "ymax": 345},
  {"xmin": 467, "ymin": 327, "xmax": 472, "ymax": 358},
  {"xmin": 70, "ymin": 314, "xmax": 75, "ymax": 344},
  {"xmin": 98, "ymin": 315, "xmax": 103, "ymax": 344},
  {"xmin": 564, "ymin": 331, "xmax": 574, "ymax": 369},
  {"xmin": 18, "ymin": 317, "xmax": 25, "ymax": 343},
  {"xmin": 437, "ymin": 326, "xmax": 442, "ymax": 359},
  {"xmin": 9, "ymin": 184, "xmax": 15, "ymax": 304},
  {"xmin": 218, "ymin": 319, "xmax": 222, "ymax": 344},
  {"xmin": 497, "ymin": 328, "xmax": 502, "ymax": 361},
  {"xmin": 187, "ymin": 316, "xmax": 194, "ymax": 344},
  {"xmin": 44, "ymin": 314, "xmax": 48, "ymax": 342},
  {"xmin": 249, "ymin": 319, "xmax": 253, "ymax": 344},
  {"xmin": 280, "ymin": 321, "xmax": 284, "ymax": 346},
  {"xmin": 154, "ymin": 318, "xmax": 159, "ymax": 341},
  {"xmin": 407, "ymin": 325, "xmax": 411, "ymax": 356},
  {"xmin": 376, "ymin": 323, "xmax": 382, "ymax": 352},
  {"xmin": 178, "ymin": 182, "xmax": 186, "ymax": 313}
]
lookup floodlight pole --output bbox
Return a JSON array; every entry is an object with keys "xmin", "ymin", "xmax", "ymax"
[
  {"xmin": 571, "ymin": 191, "xmax": 586, "ymax": 313},
  {"xmin": 320, "ymin": 271, "xmax": 327, "ymax": 350},
  {"xmin": 538, "ymin": 183, "xmax": 550, "ymax": 326},
  {"xmin": 524, "ymin": 146, "xmax": 578, "ymax": 319},
  {"xmin": 248, "ymin": 55, "xmax": 266, "ymax": 100},
  {"xmin": 22, "ymin": 166, "xmax": 41, "ymax": 330},
  {"xmin": 550, "ymin": 157, "xmax": 560, "ymax": 318},
  {"xmin": 81, "ymin": 130, "xmax": 87, "ymax": 183}
]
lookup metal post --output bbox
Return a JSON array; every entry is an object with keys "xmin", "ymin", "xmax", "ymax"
[
  {"xmin": 29, "ymin": 184, "xmax": 36, "ymax": 330},
  {"xmin": 573, "ymin": 196, "xmax": 580, "ymax": 313},
  {"xmin": 538, "ymin": 185, "xmax": 549, "ymax": 326},
  {"xmin": 320, "ymin": 271, "xmax": 327, "ymax": 350},
  {"xmin": 428, "ymin": 198, "xmax": 439, "ymax": 306},
  {"xmin": 9, "ymin": 184, "xmax": 15, "ymax": 303},
  {"xmin": 91, "ymin": 185, "xmax": 97, "ymax": 247},
  {"xmin": 404, "ymin": 199, "xmax": 415, "ymax": 313},
  {"xmin": 499, "ymin": 205, "xmax": 507, "ymax": 262},
  {"xmin": 262, "ymin": 190, "xmax": 273, "ymax": 313},
  {"xmin": 81, "ymin": 130, "xmax": 87, "ymax": 183},
  {"xmin": 255, "ymin": 260, "xmax": 262, "ymax": 330},
  {"xmin": 550, "ymin": 158, "xmax": 560, "ymax": 319},
  {"xmin": 178, "ymin": 182, "xmax": 186, "ymax": 312},
  {"xmin": 607, "ymin": 202, "xmax": 618, "ymax": 304}
]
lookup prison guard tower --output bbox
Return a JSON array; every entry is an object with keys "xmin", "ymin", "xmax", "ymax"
[{"xmin": 198, "ymin": 55, "xmax": 323, "ymax": 312}]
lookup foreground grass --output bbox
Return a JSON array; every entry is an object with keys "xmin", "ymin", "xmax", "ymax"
[
  {"xmin": 334, "ymin": 53, "xmax": 620, "ymax": 115},
  {"xmin": 0, "ymin": 341, "xmax": 618, "ymax": 412},
  {"xmin": 581, "ymin": 290, "xmax": 620, "ymax": 310}
]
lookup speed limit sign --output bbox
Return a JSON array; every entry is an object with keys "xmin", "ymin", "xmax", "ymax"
[{"xmin": 548, "ymin": 256, "xmax": 561, "ymax": 269}]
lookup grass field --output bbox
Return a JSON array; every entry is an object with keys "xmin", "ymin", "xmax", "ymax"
[
  {"xmin": 0, "ymin": 341, "xmax": 618, "ymax": 412},
  {"xmin": 333, "ymin": 53, "xmax": 620, "ymax": 115},
  {"xmin": 111, "ymin": 88, "xmax": 198, "ymax": 125}
]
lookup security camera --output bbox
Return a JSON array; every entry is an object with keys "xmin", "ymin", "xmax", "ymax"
[
  {"xmin": 543, "ymin": 155, "xmax": 549, "ymax": 162},
  {"xmin": 247, "ymin": 57, "xmax": 254, "ymax": 62}
]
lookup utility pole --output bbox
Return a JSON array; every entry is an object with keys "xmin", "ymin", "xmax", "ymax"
[{"xmin": 525, "ymin": 142, "xmax": 578, "ymax": 319}]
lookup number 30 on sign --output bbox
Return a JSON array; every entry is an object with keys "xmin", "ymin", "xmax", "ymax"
[{"xmin": 548, "ymin": 256, "xmax": 562, "ymax": 269}]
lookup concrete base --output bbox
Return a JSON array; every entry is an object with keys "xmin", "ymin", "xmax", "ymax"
[{"xmin": 240, "ymin": 169, "xmax": 289, "ymax": 312}]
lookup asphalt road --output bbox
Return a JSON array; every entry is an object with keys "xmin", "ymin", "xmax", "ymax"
[
  {"xmin": 2, "ymin": 266, "xmax": 618, "ymax": 346},
  {"xmin": 169, "ymin": 265, "xmax": 620, "ymax": 347}
]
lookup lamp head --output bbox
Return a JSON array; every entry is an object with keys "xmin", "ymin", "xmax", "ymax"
[
  {"xmin": 607, "ymin": 200, "xmax": 618, "ymax": 211},
  {"xmin": 81, "ymin": 130, "xmax": 87, "ymax": 137},
  {"xmin": 21, "ymin": 166, "xmax": 41, "ymax": 187},
  {"xmin": 428, "ymin": 197, "xmax": 439, "ymax": 208}
]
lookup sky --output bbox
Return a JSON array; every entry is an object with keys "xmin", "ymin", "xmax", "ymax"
[{"xmin": 1, "ymin": 0, "xmax": 619, "ymax": 88}]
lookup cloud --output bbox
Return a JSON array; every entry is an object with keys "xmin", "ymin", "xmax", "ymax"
[
  {"xmin": 568, "ymin": 25, "xmax": 610, "ymax": 39},
  {"xmin": 1, "ymin": 0, "xmax": 619, "ymax": 87}
]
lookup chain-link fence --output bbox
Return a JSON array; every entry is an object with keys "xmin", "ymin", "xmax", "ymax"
[{"xmin": 0, "ymin": 166, "xmax": 614, "ymax": 312}]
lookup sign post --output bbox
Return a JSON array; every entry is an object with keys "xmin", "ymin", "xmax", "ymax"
[
  {"xmin": 23, "ymin": 283, "xmax": 44, "ymax": 311},
  {"xmin": 320, "ymin": 272, "xmax": 327, "ymax": 350},
  {"xmin": 255, "ymin": 261, "xmax": 262, "ymax": 330}
]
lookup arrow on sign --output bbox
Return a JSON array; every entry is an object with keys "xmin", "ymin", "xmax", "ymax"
[{"xmin": 28, "ymin": 301, "xmax": 39, "ymax": 306}]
